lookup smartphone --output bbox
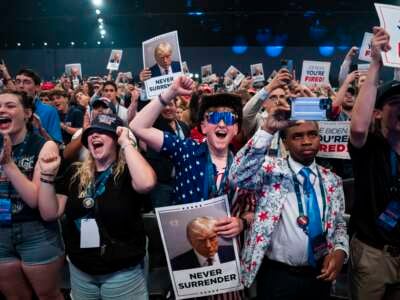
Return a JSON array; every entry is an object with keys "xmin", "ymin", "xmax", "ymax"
[
  {"xmin": 281, "ymin": 59, "xmax": 294, "ymax": 73},
  {"xmin": 289, "ymin": 97, "xmax": 333, "ymax": 121},
  {"xmin": 349, "ymin": 64, "xmax": 358, "ymax": 73}
]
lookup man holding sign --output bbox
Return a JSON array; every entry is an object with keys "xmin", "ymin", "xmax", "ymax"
[
  {"xmin": 349, "ymin": 26, "xmax": 400, "ymax": 300},
  {"xmin": 131, "ymin": 76, "xmax": 246, "ymax": 298}
]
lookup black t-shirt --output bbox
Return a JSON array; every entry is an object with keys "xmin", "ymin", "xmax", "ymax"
[
  {"xmin": 0, "ymin": 133, "xmax": 46, "ymax": 222},
  {"xmin": 348, "ymin": 131, "xmax": 400, "ymax": 247},
  {"xmin": 56, "ymin": 165, "xmax": 146, "ymax": 275}
]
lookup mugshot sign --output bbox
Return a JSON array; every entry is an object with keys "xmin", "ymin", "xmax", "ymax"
[
  {"xmin": 142, "ymin": 31, "xmax": 183, "ymax": 98},
  {"xmin": 155, "ymin": 195, "xmax": 243, "ymax": 299},
  {"xmin": 107, "ymin": 49, "xmax": 123, "ymax": 71},
  {"xmin": 250, "ymin": 63, "xmax": 265, "ymax": 83},
  {"xmin": 317, "ymin": 121, "xmax": 350, "ymax": 160},
  {"xmin": 359, "ymin": 32, "xmax": 373, "ymax": 62},
  {"xmin": 375, "ymin": 3, "xmax": 400, "ymax": 68},
  {"xmin": 300, "ymin": 60, "xmax": 331, "ymax": 87}
]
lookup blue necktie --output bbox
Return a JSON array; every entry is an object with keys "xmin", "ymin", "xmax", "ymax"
[{"xmin": 299, "ymin": 167, "xmax": 323, "ymax": 267}]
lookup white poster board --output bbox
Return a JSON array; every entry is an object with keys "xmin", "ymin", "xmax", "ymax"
[
  {"xmin": 375, "ymin": 3, "xmax": 400, "ymax": 68},
  {"xmin": 317, "ymin": 121, "xmax": 350, "ymax": 160},
  {"xmin": 142, "ymin": 31, "xmax": 182, "ymax": 98},
  {"xmin": 300, "ymin": 60, "xmax": 331, "ymax": 87},
  {"xmin": 155, "ymin": 196, "xmax": 243, "ymax": 299},
  {"xmin": 224, "ymin": 65, "xmax": 245, "ymax": 87},
  {"xmin": 358, "ymin": 32, "xmax": 373, "ymax": 62},
  {"xmin": 201, "ymin": 64, "xmax": 213, "ymax": 83},
  {"xmin": 107, "ymin": 49, "xmax": 123, "ymax": 71},
  {"xmin": 250, "ymin": 63, "xmax": 265, "ymax": 83}
]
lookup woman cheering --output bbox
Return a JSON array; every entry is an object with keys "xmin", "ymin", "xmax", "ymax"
[
  {"xmin": 0, "ymin": 90, "xmax": 64, "ymax": 299},
  {"xmin": 38, "ymin": 113, "xmax": 156, "ymax": 300}
]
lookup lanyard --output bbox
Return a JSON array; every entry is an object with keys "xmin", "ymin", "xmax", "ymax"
[
  {"xmin": 203, "ymin": 150, "xmax": 233, "ymax": 201},
  {"xmin": 86, "ymin": 163, "xmax": 114, "ymax": 200},
  {"xmin": 390, "ymin": 150, "xmax": 398, "ymax": 177},
  {"xmin": 287, "ymin": 159, "xmax": 327, "ymax": 228}
]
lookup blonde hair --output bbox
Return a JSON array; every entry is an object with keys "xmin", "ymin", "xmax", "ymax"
[
  {"xmin": 154, "ymin": 42, "xmax": 172, "ymax": 58},
  {"xmin": 71, "ymin": 148, "xmax": 126, "ymax": 196},
  {"xmin": 186, "ymin": 216, "xmax": 217, "ymax": 241}
]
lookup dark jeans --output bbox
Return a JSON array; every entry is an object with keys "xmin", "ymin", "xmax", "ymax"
[{"xmin": 256, "ymin": 258, "xmax": 331, "ymax": 300}]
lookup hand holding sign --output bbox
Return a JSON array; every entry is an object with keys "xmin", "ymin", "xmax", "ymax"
[
  {"xmin": 215, "ymin": 217, "xmax": 243, "ymax": 238},
  {"xmin": 371, "ymin": 26, "xmax": 391, "ymax": 64},
  {"xmin": 346, "ymin": 46, "xmax": 359, "ymax": 60}
]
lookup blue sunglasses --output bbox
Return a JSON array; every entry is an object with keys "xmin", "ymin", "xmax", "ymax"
[{"xmin": 206, "ymin": 111, "xmax": 237, "ymax": 125}]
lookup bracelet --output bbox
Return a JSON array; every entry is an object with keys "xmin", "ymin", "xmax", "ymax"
[
  {"xmin": 158, "ymin": 93, "xmax": 169, "ymax": 106},
  {"xmin": 40, "ymin": 177, "xmax": 55, "ymax": 184},
  {"xmin": 41, "ymin": 172, "xmax": 56, "ymax": 177}
]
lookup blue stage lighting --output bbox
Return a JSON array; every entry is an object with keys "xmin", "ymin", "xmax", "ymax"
[{"xmin": 265, "ymin": 45, "xmax": 284, "ymax": 57}]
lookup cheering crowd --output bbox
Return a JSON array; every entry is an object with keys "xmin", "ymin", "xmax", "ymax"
[{"xmin": 0, "ymin": 25, "xmax": 399, "ymax": 300}]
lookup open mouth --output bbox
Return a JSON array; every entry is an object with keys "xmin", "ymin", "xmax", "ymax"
[
  {"xmin": 92, "ymin": 140, "xmax": 104, "ymax": 149},
  {"xmin": 215, "ymin": 131, "xmax": 227, "ymax": 139},
  {"xmin": 0, "ymin": 116, "xmax": 12, "ymax": 129}
]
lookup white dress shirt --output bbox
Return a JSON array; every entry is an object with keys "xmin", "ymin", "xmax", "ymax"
[
  {"xmin": 158, "ymin": 65, "xmax": 173, "ymax": 75},
  {"xmin": 194, "ymin": 250, "xmax": 221, "ymax": 267},
  {"xmin": 267, "ymin": 155, "xmax": 325, "ymax": 266}
]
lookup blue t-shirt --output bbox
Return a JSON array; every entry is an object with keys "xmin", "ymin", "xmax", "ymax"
[{"xmin": 34, "ymin": 97, "xmax": 63, "ymax": 143}]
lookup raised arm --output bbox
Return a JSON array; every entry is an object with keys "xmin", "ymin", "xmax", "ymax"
[
  {"xmin": 333, "ymin": 70, "xmax": 358, "ymax": 108},
  {"xmin": 129, "ymin": 76, "xmax": 193, "ymax": 152},
  {"xmin": 242, "ymin": 69, "xmax": 291, "ymax": 139},
  {"xmin": 338, "ymin": 46, "xmax": 358, "ymax": 86},
  {"xmin": 230, "ymin": 97, "xmax": 292, "ymax": 190},
  {"xmin": 37, "ymin": 145, "xmax": 67, "ymax": 221},
  {"xmin": 350, "ymin": 27, "xmax": 390, "ymax": 148},
  {"xmin": 117, "ymin": 126, "xmax": 156, "ymax": 193}
]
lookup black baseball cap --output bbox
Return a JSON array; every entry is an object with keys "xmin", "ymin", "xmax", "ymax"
[
  {"xmin": 81, "ymin": 114, "xmax": 124, "ymax": 148},
  {"xmin": 375, "ymin": 80, "xmax": 400, "ymax": 109},
  {"xmin": 90, "ymin": 96, "xmax": 117, "ymax": 114}
]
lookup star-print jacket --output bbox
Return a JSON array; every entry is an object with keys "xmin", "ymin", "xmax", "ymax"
[{"xmin": 229, "ymin": 129, "xmax": 349, "ymax": 287}]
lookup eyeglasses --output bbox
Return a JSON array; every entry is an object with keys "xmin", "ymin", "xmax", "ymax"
[{"xmin": 206, "ymin": 111, "xmax": 237, "ymax": 126}]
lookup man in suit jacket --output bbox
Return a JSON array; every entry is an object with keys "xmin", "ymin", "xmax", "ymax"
[
  {"xmin": 149, "ymin": 42, "xmax": 181, "ymax": 77},
  {"xmin": 229, "ymin": 99, "xmax": 349, "ymax": 300},
  {"xmin": 171, "ymin": 216, "xmax": 236, "ymax": 271}
]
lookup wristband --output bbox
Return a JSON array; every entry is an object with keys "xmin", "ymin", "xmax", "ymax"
[
  {"xmin": 40, "ymin": 177, "xmax": 55, "ymax": 184},
  {"xmin": 258, "ymin": 88, "xmax": 269, "ymax": 101},
  {"xmin": 158, "ymin": 93, "xmax": 169, "ymax": 106},
  {"xmin": 41, "ymin": 172, "xmax": 57, "ymax": 177}
]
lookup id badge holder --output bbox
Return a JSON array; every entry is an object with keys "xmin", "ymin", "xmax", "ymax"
[
  {"xmin": 311, "ymin": 233, "xmax": 329, "ymax": 263},
  {"xmin": 0, "ymin": 198, "xmax": 12, "ymax": 224},
  {"xmin": 377, "ymin": 200, "xmax": 400, "ymax": 231},
  {"xmin": 80, "ymin": 218, "xmax": 100, "ymax": 249}
]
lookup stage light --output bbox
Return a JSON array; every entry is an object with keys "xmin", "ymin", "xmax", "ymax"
[
  {"xmin": 97, "ymin": 41, "xmax": 101, "ymax": 45},
  {"xmin": 92, "ymin": 0, "xmax": 102, "ymax": 7},
  {"xmin": 56, "ymin": 42, "xmax": 60, "ymax": 46},
  {"xmin": 232, "ymin": 36, "xmax": 248, "ymax": 55},
  {"xmin": 70, "ymin": 41, "xmax": 75, "ymax": 46},
  {"xmin": 187, "ymin": 11, "xmax": 204, "ymax": 16},
  {"xmin": 43, "ymin": 42, "xmax": 48, "ymax": 46},
  {"xmin": 265, "ymin": 45, "xmax": 284, "ymax": 57},
  {"xmin": 194, "ymin": 73, "xmax": 199, "ymax": 79},
  {"xmin": 111, "ymin": 41, "xmax": 114, "ymax": 45},
  {"xmin": 319, "ymin": 45, "xmax": 335, "ymax": 57},
  {"xmin": 98, "ymin": 18, "xmax": 103, "ymax": 23},
  {"xmin": 96, "ymin": 9, "xmax": 101, "ymax": 15},
  {"xmin": 100, "ymin": 29, "xmax": 106, "ymax": 35},
  {"xmin": 17, "ymin": 42, "xmax": 21, "ymax": 47},
  {"xmin": 99, "ymin": 24, "xmax": 103, "ymax": 29}
]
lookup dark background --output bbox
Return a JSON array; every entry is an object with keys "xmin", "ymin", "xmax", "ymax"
[{"xmin": 0, "ymin": 0, "xmax": 397, "ymax": 82}]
